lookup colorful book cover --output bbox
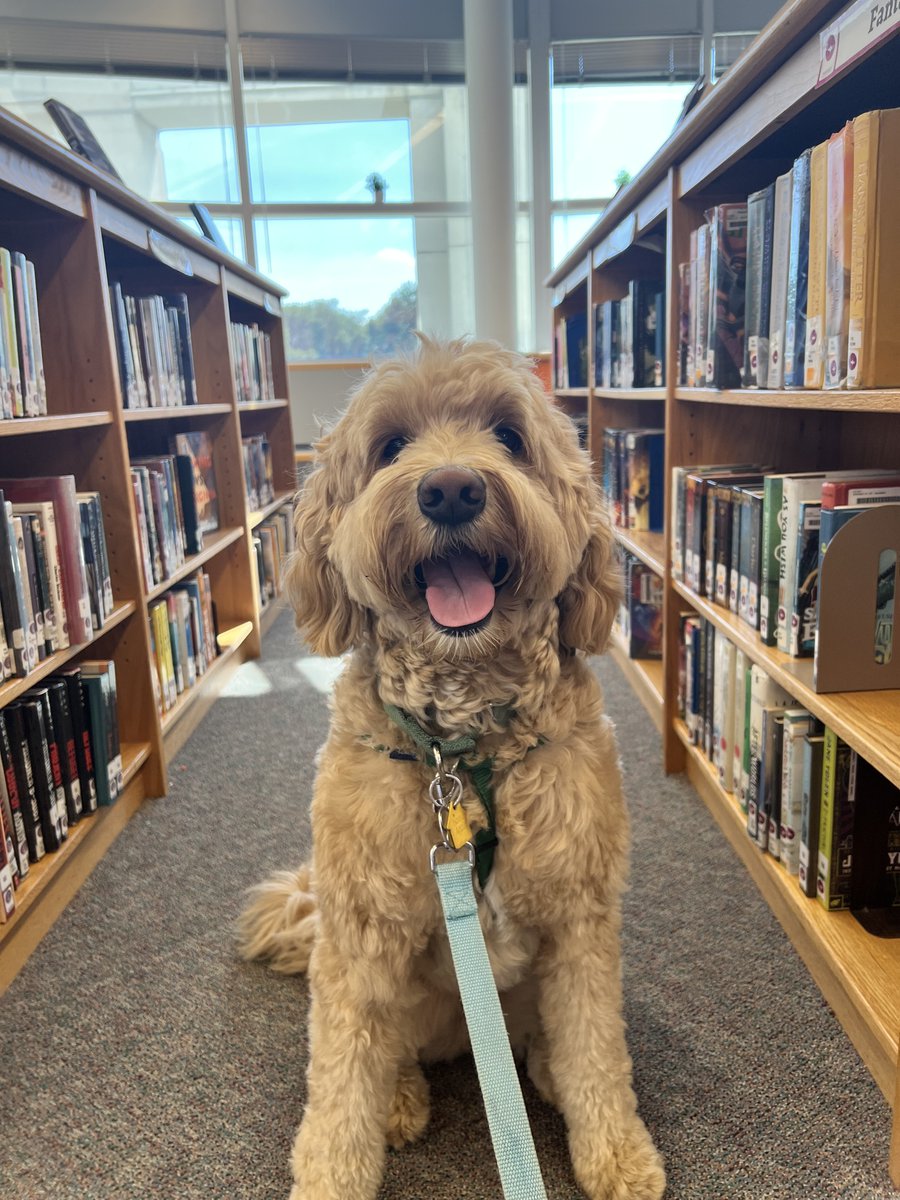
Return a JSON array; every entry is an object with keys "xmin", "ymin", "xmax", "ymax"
[{"xmin": 172, "ymin": 432, "xmax": 220, "ymax": 537}]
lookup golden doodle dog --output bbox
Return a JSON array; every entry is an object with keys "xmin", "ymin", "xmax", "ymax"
[{"xmin": 238, "ymin": 337, "xmax": 666, "ymax": 1200}]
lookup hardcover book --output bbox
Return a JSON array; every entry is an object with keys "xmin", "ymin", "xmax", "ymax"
[
  {"xmin": 824, "ymin": 122, "xmax": 854, "ymax": 389},
  {"xmin": 766, "ymin": 170, "xmax": 793, "ymax": 388},
  {"xmin": 172, "ymin": 432, "xmax": 220, "ymax": 539},
  {"xmin": 817, "ymin": 729, "xmax": 854, "ymax": 910},
  {"xmin": 847, "ymin": 108, "xmax": 900, "ymax": 388},
  {"xmin": 783, "ymin": 149, "xmax": 811, "ymax": 387},
  {"xmin": 705, "ymin": 203, "xmax": 747, "ymax": 389},
  {"xmin": 804, "ymin": 141, "xmax": 829, "ymax": 387}
]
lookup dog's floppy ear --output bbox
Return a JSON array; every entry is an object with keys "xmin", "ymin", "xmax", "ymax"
[
  {"xmin": 284, "ymin": 464, "xmax": 366, "ymax": 657},
  {"xmin": 557, "ymin": 478, "xmax": 622, "ymax": 655}
]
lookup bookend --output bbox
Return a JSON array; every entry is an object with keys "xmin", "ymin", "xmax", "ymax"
[{"xmin": 815, "ymin": 504, "xmax": 900, "ymax": 692}]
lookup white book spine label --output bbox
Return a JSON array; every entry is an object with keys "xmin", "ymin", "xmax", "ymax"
[{"xmin": 846, "ymin": 318, "xmax": 862, "ymax": 387}]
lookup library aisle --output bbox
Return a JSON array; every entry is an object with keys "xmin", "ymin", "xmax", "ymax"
[{"xmin": 0, "ymin": 610, "xmax": 894, "ymax": 1200}]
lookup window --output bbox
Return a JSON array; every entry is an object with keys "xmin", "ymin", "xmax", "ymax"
[
  {"xmin": 254, "ymin": 215, "xmax": 473, "ymax": 362},
  {"xmin": 550, "ymin": 78, "xmax": 693, "ymax": 264},
  {"xmin": 0, "ymin": 70, "xmax": 236, "ymax": 206}
]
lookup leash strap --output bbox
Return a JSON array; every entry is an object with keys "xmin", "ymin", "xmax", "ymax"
[{"xmin": 433, "ymin": 858, "xmax": 548, "ymax": 1200}]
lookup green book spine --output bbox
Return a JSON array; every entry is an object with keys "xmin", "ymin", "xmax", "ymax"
[{"xmin": 817, "ymin": 729, "xmax": 854, "ymax": 910}]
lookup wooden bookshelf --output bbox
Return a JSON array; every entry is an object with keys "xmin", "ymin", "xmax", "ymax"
[
  {"xmin": 547, "ymin": 0, "xmax": 900, "ymax": 1182},
  {"xmin": 0, "ymin": 107, "xmax": 296, "ymax": 992}
]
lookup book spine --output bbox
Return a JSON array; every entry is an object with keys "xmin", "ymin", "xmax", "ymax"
[
  {"xmin": 846, "ymin": 110, "xmax": 874, "ymax": 389},
  {"xmin": 0, "ymin": 498, "xmax": 31, "ymax": 676},
  {"xmin": 799, "ymin": 735, "xmax": 825, "ymax": 897},
  {"xmin": 780, "ymin": 710, "xmax": 814, "ymax": 875},
  {"xmin": 824, "ymin": 123, "xmax": 854, "ymax": 389},
  {"xmin": 767, "ymin": 170, "xmax": 793, "ymax": 388},
  {"xmin": 3, "ymin": 707, "xmax": 44, "ymax": 861},
  {"xmin": 804, "ymin": 142, "xmax": 829, "ymax": 388},
  {"xmin": 789, "ymin": 501, "xmax": 821, "ymax": 657},
  {"xmin": 0, "ymin": 712, "xmax": 29, "ymax": 879},
  {"xmin": 783, "ymin": 150, "xmax": 811, "ymax": 388},
  {"xmin": 817, "ymin": 730, "xmax": 854, "ymax": 909}
]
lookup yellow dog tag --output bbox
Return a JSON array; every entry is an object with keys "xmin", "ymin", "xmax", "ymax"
[{"xmin": 445, "ymin": 801, "xmax": 473, "ymax": 849}]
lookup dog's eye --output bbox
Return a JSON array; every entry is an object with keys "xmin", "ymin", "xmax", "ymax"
[
  {"xmin": 494, "ymin": 426, "xmax": 524, "ymax": 455},
  {"xmin": 380, "ymin": 435, "xmax": 408, "ymax": 464}
]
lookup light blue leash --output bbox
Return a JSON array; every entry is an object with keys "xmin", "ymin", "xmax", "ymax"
[{"xmin": 428, "ymin": 747, "xmax": 548, "ymax": 1200}]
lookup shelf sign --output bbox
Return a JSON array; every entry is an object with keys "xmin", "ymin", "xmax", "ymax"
[
  {"xmin": 147, "ymin": 230, "xmax": 194, "ymax": 277},
  {"xmin": 817, "ymin": 0, "xmax": 900, "ymax": 86},
  {"xmin": 263, "ymin": 293, "xmax": 278, "ymax": 315}
]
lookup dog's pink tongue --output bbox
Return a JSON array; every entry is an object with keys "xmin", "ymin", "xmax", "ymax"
[{"xmin": 423, "ymin": 552, "xmax": 495, "ymax": 628}]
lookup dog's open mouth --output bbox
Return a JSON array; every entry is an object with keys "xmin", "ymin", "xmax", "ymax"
[{"xmin": 414, "ymin": 551, "xmax": 510, "ymax": 636}]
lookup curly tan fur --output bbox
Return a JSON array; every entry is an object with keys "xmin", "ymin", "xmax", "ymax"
[{"xmin": 238, "ymin": 337, "xmax": 665, "ymax": 1200}]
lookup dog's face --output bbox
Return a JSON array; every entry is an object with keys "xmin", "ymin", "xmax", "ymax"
[{"xmin": 287, "ymin": 338, "xmax": 620, "ymax": 662}]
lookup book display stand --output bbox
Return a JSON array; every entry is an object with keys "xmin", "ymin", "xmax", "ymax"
[
  {"xmin": 0, "ymin": 107, "xmax": 295, "ymax": 992},
  {"xmin": 548, "ymin": 0, "xmax": 900, "ymax": 1183}
]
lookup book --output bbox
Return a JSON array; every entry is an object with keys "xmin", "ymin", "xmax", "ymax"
[
  {"xmin": 624, "ymin": 430, "xmax": 664, "ymax": 532},
  {"xmin": 744, "ymin": 184, "xmax": 774, "ymax": 386},
  {"xmin": 18, "ymin": 695, "xmax": 67, "ymax": 852},
  {"xmin": 779, "ymin": 709, "xmax": 816, "ymax": 875},
  {"xmin": 54, "ymin": 668, "xmax": 98, "ymax": 814},
  {"xmin": 171, "ymin": 432, "xmax": 219, "ymax": 538},
  {"xmin": 713, "ymin": 633, "xmax": 736, "ymax": 792},
  {"xmin": 783, "ymin": 148, "xmax": 811, "ymax": 388},
  {"xmin": 847, "ymin": 109, "xmax": 900, "ymax": 388},
  {"xmin": 705, "ymin": 203, "xmax": 747, "ymax": 389},
  {"xmin": 804, "ymin": 141, "xmax": 829, "ymax": 388},
  {"xmin": 849, "ymin": 751, "xmax": 900, "ymax": 911},
  {"xmin": 693, "ymin": 223, "xmax": 710, "ymax": 388},
  {"xmin": 746, "ymin": 665, "xmax": 792, "ymax": 843},
  {"xmin": 0, "ymin": 713, "xmax": 28, "ymax": 881},
  {"xmin": 0, "ymin": 496, "xmax": 32, "ymax": 675},
  {"xmin": 757, "ymin": 706, "xmax": 785, "ymax": 854},
  {"xmin": 0, "ymin": 476, "xmax": 93, "ymax": 644},
  {"xmin": 620, "ymin": 555, "xmax": 663, "ymax": 659},
  {"xmin": 788, "ymin": 499, "xmax": 822, "ymax": 658},
  {"xmin": 766, "ymin": 169, "xmax": 793, "ymax": 388},
  {"xmin": 817, "ymin": 729, "xmax": 854, "ymax": 910},
  {"xmin": 824, "ymin": 122, "xmax": 854, "ymax": 389},
  {"xmin": 3, "ymin": 705, "xmax": 44, "ymax": 862},
  {"xmin": 44, "ymin": 99, "xmax": 123, "ymax": 180},
  {"xmin": 798, "ymin": 734, "xmax": 825, "ymax": 897}
]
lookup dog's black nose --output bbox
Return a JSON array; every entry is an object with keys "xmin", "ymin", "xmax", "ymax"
[{"xmin": 417, "ymin": 467, "xmax": 486, "ymax": 526}]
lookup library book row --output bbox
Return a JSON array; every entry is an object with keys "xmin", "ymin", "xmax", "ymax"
[
  {"xmin": 670, "ymin": 463, "xmax": 898, "ymax": 663},
  {"xmin": 0, "ymin": 660, "xmax": 120, "ymax": 922},
  {"xmin": 110, "ymin": 281, "xmax": 275, "ymax": 412},
  {"xmin": 132, "ymin": 432, "xmax": 276, "ymax": 596},
  {"xmin": 555, "ymin": 281, "xmax": 666, "ymax": 392},
  {"xmin": 0, "ymin": 245, "xmax": 45, "ymax": 420},
  {"xmin": 679, "ymin": 613, "xmax": 898, "ymax": 921},
  {"xmin": 685, "ymin": 106, "xmax": 900, "ymax": 393}
]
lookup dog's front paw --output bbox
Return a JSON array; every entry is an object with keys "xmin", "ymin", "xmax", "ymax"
[
  {"xmin": 573, "ymin": 1115, "xmax": 666, "ymax": 1200},
  {"xmin": 290, "ymin": 1117, "xmax": 382, "ymax": 1200},
  {"xmin": 386, "ymin": 1063, "xmax": 430, "ymax": 1149}
]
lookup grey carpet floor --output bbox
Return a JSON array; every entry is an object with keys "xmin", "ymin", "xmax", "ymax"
[{"xmin": 1, "ymin": 607, "xmax": 898, "ymax": 1200}]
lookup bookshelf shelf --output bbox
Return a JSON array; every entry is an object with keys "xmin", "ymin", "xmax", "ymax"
[
  {"xmin": 675, "ymin": 387, "xmax": 900, "ymax": 412},
  {"xmin": 123, "ymin": 404, "xmax": 234, "ymax": 422},
  {"xmin": 595, "ymin": 388, "xmax": 666, "ymax": 402},
  {"xmin": 671, "ymin": 579, "xmax": 900, "ymax": 792},
  {"xmin": 249, "ymin": 490, "xmax": 294, "ymax": 529},
  {"xmin": 675, "ymin": 720, "xmax": 900, "ymax": 1105},
  {"xmin": 547, "ymin": 0, "xmax": 900, "ymax": 1179},
  {"xmin": 553, "ymin": 387, "xmax": 589, "ymax": 400},
  {"xmin": 144, "ymin": 526, "xmax": 245, "ymax": 603},
  {"xmin": 0, "ymin": 105, "xmax": 295, "ymax": 990},
  {"xmin": 239, "ymin": 399, "xmax": 289, "ymax": 413},
  {"xmin": 615, "ymin": 528, "xmax": 666, "ymax": 576},
  {"xmin": 0, "ymin": 600, "xmax": 136, "ymax": 709},
  {"xmin": 0, "ymin": 412, "xmax": 114, "ymax": 437}
]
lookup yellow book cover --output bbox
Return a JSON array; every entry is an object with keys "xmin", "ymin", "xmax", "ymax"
[
  {"xmin": 847, "ymin": 108, "xmax": 900, "ymax": 388},
  {"xmin": 824, "ymin": 122, "xmax": 854, "ymax": 389},
  {"xmin": 803, "ymin": 141, "xmax": 828, "ymax": 388}
]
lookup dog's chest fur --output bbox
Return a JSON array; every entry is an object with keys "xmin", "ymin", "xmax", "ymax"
[{"xmin": 422, "ymin": 872, "xmax": 540, "ymax": 995}]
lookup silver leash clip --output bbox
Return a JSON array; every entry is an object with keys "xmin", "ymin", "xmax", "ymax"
[{"xmin": 428, "ymin": 744, "xmax": 474, "ymax": 871}]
